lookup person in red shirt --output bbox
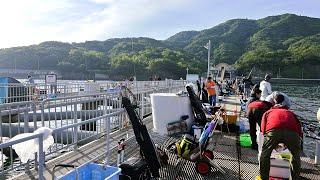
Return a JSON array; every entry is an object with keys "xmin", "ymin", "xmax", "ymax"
[
  {"xmin": 259, "ymin": 94, "xmax": 302, "ymax": 180},
  {"xmin": 246, "ymin": 89, "xmax": 272, "ymax": 150},
  {"xmin": 205, "ymin": 77, "xmax": 216, "ymax": 106}
]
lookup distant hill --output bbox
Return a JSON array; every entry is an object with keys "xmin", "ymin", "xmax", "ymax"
[{"xmin": 0, "ymin": 13, "xmax": 319, "ymax": 79}]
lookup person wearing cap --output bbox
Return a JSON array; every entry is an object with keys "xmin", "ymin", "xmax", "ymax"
[
  {"xmin": 260, "ymin": 94, "xmax": 302, "ymax": 180},
  {"xmin": 259, "ymin": 74, "xmax": 272, "ymax": 101},
  {"xmin": 205, "ymin": 77, "xmax": 216, "ymax": 106},
  {"xmin": 265, "ymin": 91, "xmax": 291, "ymax": 109},
  {"xmin": 246, "ymin": 89, "xmax": 272, "ymax": 150}
]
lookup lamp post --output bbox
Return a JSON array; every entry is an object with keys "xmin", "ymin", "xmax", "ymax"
[
  {"xmin": 204, "ymin": 40, "xmax": 211, "ymax": 77},
  {"xmin": 186, "ymin": 67, "xmax": 189, "ymax": 80},
  {"xmin": 14, "ymin": 58, "xmax": 16, "ymax": 71}
]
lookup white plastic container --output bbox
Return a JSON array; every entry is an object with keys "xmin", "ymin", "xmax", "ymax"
[
  {"xmin": 269, "ymin": 158, "xmax": 290, "ymax": 178},
  {"xmin": 150, "ymin": 93, "xmax": 194, "ymax": 135},
  {"xmin": 257, "ymin": 129, "xmax": 291, "ymax": 179}
]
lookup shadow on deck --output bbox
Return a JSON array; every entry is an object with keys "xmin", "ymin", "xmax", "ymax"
[{"xmin": 13, "ymin": 117, "xmax": 320, "ymax": 180}]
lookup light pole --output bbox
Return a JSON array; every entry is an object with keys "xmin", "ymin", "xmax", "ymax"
[
  {"xmin": 131, "ymin": 38, "xmax": 136, "ymax": 80},
  {"xmin": 14, "ymin": 58, "xmax": 16, "ymax": 71},
  {"xmin": 204, "ymin": 40, "xmax": 211, "ymax": 77},
  {"xmin": 186, "ymin": 67, "xmax": 189, "ymax": 80},
  {"xmin": 37, "ymin": 58, "xmax": 40, "ymax": 71}
]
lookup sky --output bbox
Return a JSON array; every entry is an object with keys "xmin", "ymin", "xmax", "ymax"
[{"xmin": 0, "ymin": 0, "xmax": 319, "ymax": 48}]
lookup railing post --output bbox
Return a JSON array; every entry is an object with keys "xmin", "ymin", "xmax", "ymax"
[
  {"xmin": 24, "ymin": 109, "xmax": 30, "ymax": 171},
  {"xmin": 140, "ymin": 93, "xmax": 145, "ymax": 119},
  {"xmin": 40, "ymin": 102, "xmax": 45, "ymax": 127},
  {"xmin": 315, "ymin": 141, "xmax": 320, "ymax": 164},
  {"xmin": 73, "ymin": 103, "xmax": 78, "ymax": 148},
  {"xmin": 38, "ymin": 134, "xmax": 45, "ymax": 180},
  {"xmin": 104, "ymin": 116, "xmax": 111, "ymax": 166},
  {"xmin": 103, "ymin": 95, "xmax": 108, "ymax": 131}
]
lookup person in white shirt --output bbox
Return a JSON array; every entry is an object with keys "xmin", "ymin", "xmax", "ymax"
[{"xmin": 259, "ymin": 74, "xmax": 272, "ymax": 100}]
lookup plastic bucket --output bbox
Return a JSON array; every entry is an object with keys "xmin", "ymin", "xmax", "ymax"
[{"xmin": 240, "ymin": 133, "xmax": 252, "ymax": 147}]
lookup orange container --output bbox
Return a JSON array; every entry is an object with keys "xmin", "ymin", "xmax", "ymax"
[{"xmin": 222, "ymin": 113, "xmax": 238, "ymax": 124}]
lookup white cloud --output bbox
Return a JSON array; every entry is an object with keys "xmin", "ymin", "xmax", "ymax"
[
  {"xmin": 0, "ymin": 0, "xmax": 192, "ymax": 48},
  {"xmin": 1, "ymin": 0, "xmax": 317, "ymax": 49}
]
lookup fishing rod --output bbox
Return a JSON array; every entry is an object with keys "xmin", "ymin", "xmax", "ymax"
[
  {"xmin": 247, "ymin": 66, "xmax": 254, "ymax": 79},
  {"xmin": 291, "ymin": 100, "xmax": 318, "ymax": 114},
  {"xmin": 298, "ymin": 115, "xmax": 320, "ymax": 140}
]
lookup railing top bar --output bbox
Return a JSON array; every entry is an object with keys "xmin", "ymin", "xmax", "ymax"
[
  {"xmin": 0, "ymin": 79, "xmax": 186, "ymax": 85},
  {"xmin": 52, "ymin": 109, "xmax": 125, "ymax": 134},
  {"xmin": 0, "ymin": 133, "xmax": 42, "ymax": 149},
  {"xmin": 40, "ymin": 92, "xmax": 117, "ymax": 103},
  {"xmin": 0, "ymin": 101, "xmax": 34, "ymax": 108}
]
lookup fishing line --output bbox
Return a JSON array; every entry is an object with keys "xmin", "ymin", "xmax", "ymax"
[{"xmin": 291, "ymin": 100, "xmax": 317, "ymax": 114}]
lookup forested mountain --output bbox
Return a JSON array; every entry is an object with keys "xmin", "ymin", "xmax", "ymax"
[{"xmin": 1, "ymin": 13, "xmax": 320, "ymax": 79}]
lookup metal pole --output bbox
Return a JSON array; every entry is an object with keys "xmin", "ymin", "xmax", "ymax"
[
  {"xmin": 316, "ymin": 141, "xmax": 320, "ymax": 164},
  {"xmin": 207, "ymin": 40, "xmax": 211, "ymax": 77},
  {"xmin": 38, "ymin": 134, "xmax": 45, "ymax": 180},
  {"xmin": 186, "ymin": 67, "xmax": 189, "ymax": 80},
  {"xmin": 104, "ymin": 116, "xmax": 111, "ymax": 166},
  {"xmin": 73, "ymin": 103, "xmax": 78, "ymax": 148},
  {"xmin": 14, "ymin": 59, "xmax": 16, "ymax": 71}
]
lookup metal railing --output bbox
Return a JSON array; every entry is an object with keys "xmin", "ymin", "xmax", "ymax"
[
  {"xmin": 0, "ymin": 80, "xmax": 188, "ymax": 104},
  {"xmin": 0, "ymin": 133, "xmax": 44, "ymax": 179},
  {"xmin": 0, "ymin": 82, "xmax": 186, "ymax": 178}
]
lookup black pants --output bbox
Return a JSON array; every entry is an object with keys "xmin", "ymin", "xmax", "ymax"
[{"xmin": 248, "ymin": 109, "xmax": 264, "ymax": 146}]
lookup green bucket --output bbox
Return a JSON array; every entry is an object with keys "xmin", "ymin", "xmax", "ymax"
[{"xmin": 240, "ymin": 133, "xmax": 252, "ymax": 147}]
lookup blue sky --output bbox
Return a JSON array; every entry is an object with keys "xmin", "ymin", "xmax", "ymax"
[{"xmin": 0, "ymin": 0, "xmax": 319, "ymax": 48}]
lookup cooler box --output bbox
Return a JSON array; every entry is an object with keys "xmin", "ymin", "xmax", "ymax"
[
  {"xmin": 150, "ymin": 93, "xmax": 194, "ymax": 135},
  {"xmin": 257, "ymin": 132, "xmax": 291, "ymax": 179},
  {"xmin": 222, "ymin": 112, "xmax": 238, "ymax": 124},
  {"xmin": 58, "ymin": 163, "xmax": 121, "ymax": 180}
]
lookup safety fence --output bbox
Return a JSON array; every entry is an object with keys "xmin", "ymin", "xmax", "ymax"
[
  {"xmin": 0, "ymin": 80, "xmax": 188, "ymax": 104},
  {"xmin": 0, "ymin": 83, "xmax": 186, "ymax": 179}
]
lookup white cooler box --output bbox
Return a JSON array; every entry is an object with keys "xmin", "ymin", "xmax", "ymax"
[
  {"xmin": 257, "ymin": 131, "xmax": 291, "ymax": 179},
  {"xmin": 150, "ymin": 93, "xmax": 194, "ymax": 135}
]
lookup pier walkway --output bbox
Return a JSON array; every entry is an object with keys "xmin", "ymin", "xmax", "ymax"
[{"xmin": 13, "ymin": 96, "xmax": 320, "ymax": 180}]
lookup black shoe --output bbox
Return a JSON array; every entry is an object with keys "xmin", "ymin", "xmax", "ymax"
[{"xmin": 251, "ymin": 144, "xmax": 258, "ymax": 150}]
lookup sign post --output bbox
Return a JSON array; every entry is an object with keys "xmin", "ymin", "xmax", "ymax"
[{"xmin": 45, "ymin": 73, "xmax": 57, "ymax": 97}]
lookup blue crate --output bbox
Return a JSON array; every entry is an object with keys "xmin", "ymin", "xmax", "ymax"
[{"xmin": 58, "ymin": 163, "xmax": 121, "ymax": 180}]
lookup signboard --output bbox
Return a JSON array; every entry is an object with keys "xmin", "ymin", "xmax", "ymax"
[
  {"xmin": 45, "ymin": 74, "xmax": 57, "ymax": 84},
  {"xmin": 186, "ymin": 74, "xmax": 199, "ymax": 82}
]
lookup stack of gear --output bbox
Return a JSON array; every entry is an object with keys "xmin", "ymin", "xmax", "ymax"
[
  {"xmin": 174, "ymin": 134, "xmax": 197, "ymax": 158},
  {"xmin": 167, "ymin": 119, "xmax": 225, "ymax": 176}
]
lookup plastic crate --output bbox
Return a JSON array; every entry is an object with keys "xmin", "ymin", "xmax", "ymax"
[
  {"xmin": 239, "ymin": 133, "xmax": 252, "ymax": 147},
  {"xmin": 58, "ymin": 163, "xmax": 121, "ymax": 180}
]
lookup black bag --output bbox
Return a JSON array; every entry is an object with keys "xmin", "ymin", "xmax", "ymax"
[
  {"xmin": 122, "ymin": 97, "xmax": 161, "ymax": 177},
  {"xmin": 119, "ymin": 158, "xmax": 151, "ymax": 180}
]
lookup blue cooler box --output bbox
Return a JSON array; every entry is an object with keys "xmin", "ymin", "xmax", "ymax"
[{"xmin": 58, "ymin": 163, "xmax": 121, "ymax": 180}]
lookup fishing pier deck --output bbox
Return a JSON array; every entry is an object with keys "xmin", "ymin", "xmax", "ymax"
[{"xmin": 12, "ymin": 96, "xmax": 320, "ymax": 180}]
